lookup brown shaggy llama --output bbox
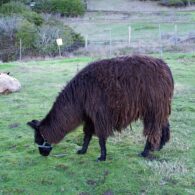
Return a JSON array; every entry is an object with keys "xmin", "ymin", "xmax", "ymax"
[{"xmin": 27, "ymin": 55, "xmax": 174, "ymax": 161}]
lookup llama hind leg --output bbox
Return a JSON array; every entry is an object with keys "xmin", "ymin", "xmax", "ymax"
[
  {"xmin": 77, "ymin": 119, "xmax": 94, "ymax": 155},
  {"xmin": 159, "ymin": 121, "xmax": 170, "ymax": 151},
  {"xmin": 140, "ymin": 140, "xmax": 152, "ymax": 157},
  {"xmin": 141, "ymin": 117, "xmax": 161, "ymax": 157}
]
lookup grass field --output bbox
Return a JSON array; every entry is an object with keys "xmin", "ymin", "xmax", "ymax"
[{"xmin": 0, "ymin": 54, "xmax": 195, "ymax": 195}]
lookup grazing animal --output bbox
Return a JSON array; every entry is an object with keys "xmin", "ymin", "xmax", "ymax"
[
  {"xmin": 27, "ymin": 55, "xmax": 174, "ymax": 161},
  {"xmin": 0, "ymin": 72, "xmax": 21, "ymax": 94}
]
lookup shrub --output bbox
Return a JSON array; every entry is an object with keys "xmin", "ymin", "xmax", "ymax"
[
  {"xmin": 16, "ymin": 21, "xmax": 37, "ymax": 52},
  {"xmin": 31, "ymin": 0, "xmax": 53, "ymax": 13},
  {"xmin": 0, "ymin": 1, "xmax": 44, "ymax": 25},
  {"xmin": 33, "ymin": 0, "xmax": 85, "ymax": 16},
  {"xmin": 0, "ymin": 17, "xmax": 38, "ymax": 61},
  {"xmin": 140, "ymin": 0, "xmax": 195, "ymax": 6},
  {"xmin": 34, "ymin": 21, "xmax": 84, "ymax": 56},
  {"xmin": 160, "ymin": 0, "xmax": 186, "ymax": 6},
  {"xmin": 22, "ymin": 11, "xmax": 44, "ymax": 26},
  {"xmin": 0, "ymin": 1, "xmax": 27, "ymax": 14},
  {"xmin": 0, "ymin": 13, "xmax": 84, "ymax": 61},
  {"xmin": 160, "ymin": 0, "xmax": 195, "ymax": 6},
  {"xmin": 0, "ymin": 17, "xmax": 22, "ymax": 62},
  {"xmin": 0, "ymin": 16, "xmax": 84, "ymax": 61},
  {"xmin": 51, "ymin": 0, "xmax": 85, "ymax": 16},
  {"xmin": 0, "ymin": 0, "xmax": 10, "ymax": 6}
]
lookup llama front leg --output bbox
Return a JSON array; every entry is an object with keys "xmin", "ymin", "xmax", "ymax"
[
  {"xmin": 77, "ymin": 132, "xmax": 92, "ymax": 154},
  {"xmin": 97, "ymin": 137, "xmax": 107, "ymax": 161},
  {"xmin": 77, "ymin": 119, "xmax": 94, "ymax": 155}
]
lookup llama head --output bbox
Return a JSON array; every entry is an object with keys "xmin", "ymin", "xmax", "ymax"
[{"xmin": 27, "ymin": 120, "xmax": 52, "ymax": 156}]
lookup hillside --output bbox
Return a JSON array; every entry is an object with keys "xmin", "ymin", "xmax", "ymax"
[
  {"xmin": 86, "ymin": 0, "xmax": 195, "ymax": 12},
  {"xmin": 63, "ymin": 0, "xmax": 195, "ymax": 58}
]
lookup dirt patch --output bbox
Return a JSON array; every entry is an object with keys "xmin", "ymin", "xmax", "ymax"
[
  {"xmin": 103, "ymin": 190, "xmax": 114, "ymax": 195},
  {"xmin": 79, "ymin": 192, "xmax": 90, "ymax": 195},
  {"xmin": 8, "ymin": 123, "xmax": 20, "ymax": 129},
  {"xmin": 55, "ymin": 164, "xmax": 69, "ymax": 171}
]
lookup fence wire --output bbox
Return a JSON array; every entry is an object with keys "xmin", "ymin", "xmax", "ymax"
[{"xmin": 0, "ymin": 20, "xmax": 195, "ymax": 61}]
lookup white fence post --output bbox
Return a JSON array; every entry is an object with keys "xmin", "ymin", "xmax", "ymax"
[
  {"xmin": 159, "ymin": 24, "xmax": 163, "ymax": 57},
  {"xmin": 128, "ymin": 26, "xmax": 131, "ymax": 46},
  {"xmin": 19, "ymin": 39, "xmax": 22, "ymax": 61},
  {"xmin": 174, "ymin": 24, "xmax": 178, "ymax": 46},
  {"xmin": 85, "ymin": 35, "xmax": 88, "ymax": 49},
  {"xmin": 109, "ymin": 29, "xmax": 112, "ymax": 56},
  {"xmin": 56, "ymin": 38, "xmax": 63, "ymax": 57}
]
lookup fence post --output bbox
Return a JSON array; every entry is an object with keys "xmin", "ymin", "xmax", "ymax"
[
  {"xmin": 56, "ymin": 38, "xmax": 63, "ymax": 57},
  {"xmin": 19, "ymin": 39, "xmax": 22, "ymax": 61},
  {"xmin": 128, "ymin": 26, "xmax": 131, "ymax": 46},
  {"xmin": 76, "ymin": 64, "xmax": 79, "ymax": 72},
  {"xmin": 85, "ymin": 35, "xmax": 88, "ymax": 49},
  {"xmin": 58, "ymin": 45, "xmax": 61, "ymax": 57},
  {"xmin": 159, "ymin": 24, "xmax": 163, "ymax": 57},
  {"xmin": 174, "ymin": 24, "xmax": 178, "ymax": 46},
  {"xmin": 109, "ymin": 29, "xmax": 112, "ymax": 56}
]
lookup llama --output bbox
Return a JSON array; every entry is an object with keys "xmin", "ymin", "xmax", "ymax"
[
  {"xmin": 27, "ymin": 55, "xmax": 174, "ymax": 161},
  {"xmin": 0, "ymin": 72, "xmax": 21, "ymax": 94}
]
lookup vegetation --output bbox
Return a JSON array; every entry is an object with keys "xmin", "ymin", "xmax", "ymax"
[
  {"xmin": 144, "ymin": 0, "xmax": 195, "ymax": 6},
  {"xmin": 0, "ymin": 54, "xmax": 195, "ymax": 194},
  {"xmin": 0, "ymin": 1, "xmax": 84, "ymax": 62},
  {"xmin": 32, "ymin": 0, "xmax": 85, "ymax": 16}
]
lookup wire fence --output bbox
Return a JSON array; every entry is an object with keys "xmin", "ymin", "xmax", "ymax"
[
  {"xmin": 80, "ymin": 21, "xmax": 195, "ymax": 57},
  {"xmin": 0, "ymin": 21, "xmax": 195, "ymax": 62}
]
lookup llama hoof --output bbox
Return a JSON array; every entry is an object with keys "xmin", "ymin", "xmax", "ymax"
[
  {"xmin": 139, "ymin": 151, "xmax": 149, "ymax": 158},
  {"xmin": 96, "ymin": 156, "xmax": 106, "ymax": 162},
  {"xmin": 158, "ymin": 145, "xmax": 163, "ymax": 151},
  {"xmin": 77, "ymin": 149, "xmax": 86, "ymax": 154}
]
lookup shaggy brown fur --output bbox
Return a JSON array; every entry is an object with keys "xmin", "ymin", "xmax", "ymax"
[{"xmin": 30, "ymin": 55, "xmax": 174, "ymax": 160}]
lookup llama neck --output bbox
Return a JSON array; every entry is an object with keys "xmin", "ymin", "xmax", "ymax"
[{"xmin": 40, "ymin": 85, "xmax": 83, "ymax": 144}]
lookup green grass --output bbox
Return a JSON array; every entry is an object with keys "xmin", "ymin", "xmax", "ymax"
[{"xmin": 0, "ymin": 54, "xmax": 195, "ymax": 195}]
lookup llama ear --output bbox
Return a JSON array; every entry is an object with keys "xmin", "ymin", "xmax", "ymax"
[{"xmin": 27, "ymin": 120, "xmax": 40, "ymax": 129}]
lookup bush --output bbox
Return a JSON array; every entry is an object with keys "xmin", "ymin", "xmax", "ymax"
[
  {"xmin": 0, "ymin": 3, "xmax": 84, "ymax": 62},
  {"xmin": 51, "ymin": 0, "xmax": 85, "ymax": 16},
  {"xmin": 160, "ymin": 0, "xmax": 186, "ymax": 6},
  {"xmin": 0, "ymin": 0, "xmax": 10, "ymax": 5},
  {"xmin": 140, "ymin": 0, "xmax": 195, "ymax": 6},
  {"xmin": 16, "ymin": 21, "xmax": 37, "ymax": 52},
  {"xmin": 0, "ymin": 0, "xmax": 31, "ymax": 6},
  {"xmin": 159, "ymin": 0, "xmax": 195, "ymax": 6},
  {"xmin": 0, "ymin": 16, "xmax": 84, "ymax": 61},
  {"xmin": 0, "ymin": 1, "xmax": 27, "ymax": 14},
  {"xmin": 33, "ymin": 0, "xmax": 85, "ymax": 16},
  {"xmin": 0, "ymin": 1, "xmax": 44, "ymax": 25},
  {"xmin": 31, "ymin": 0, "xmax": 53, "ymax": 13},
  {"xmin": 0, "ymin": 17, "xmax": 22, "ymax": 62},
  {"xmin": 34, "ymin": 21, "xmax": 84, "ymax": 56},
  {"xmin": 22, "ymin": 11, "xmax": 44, "ymax": 26}
]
